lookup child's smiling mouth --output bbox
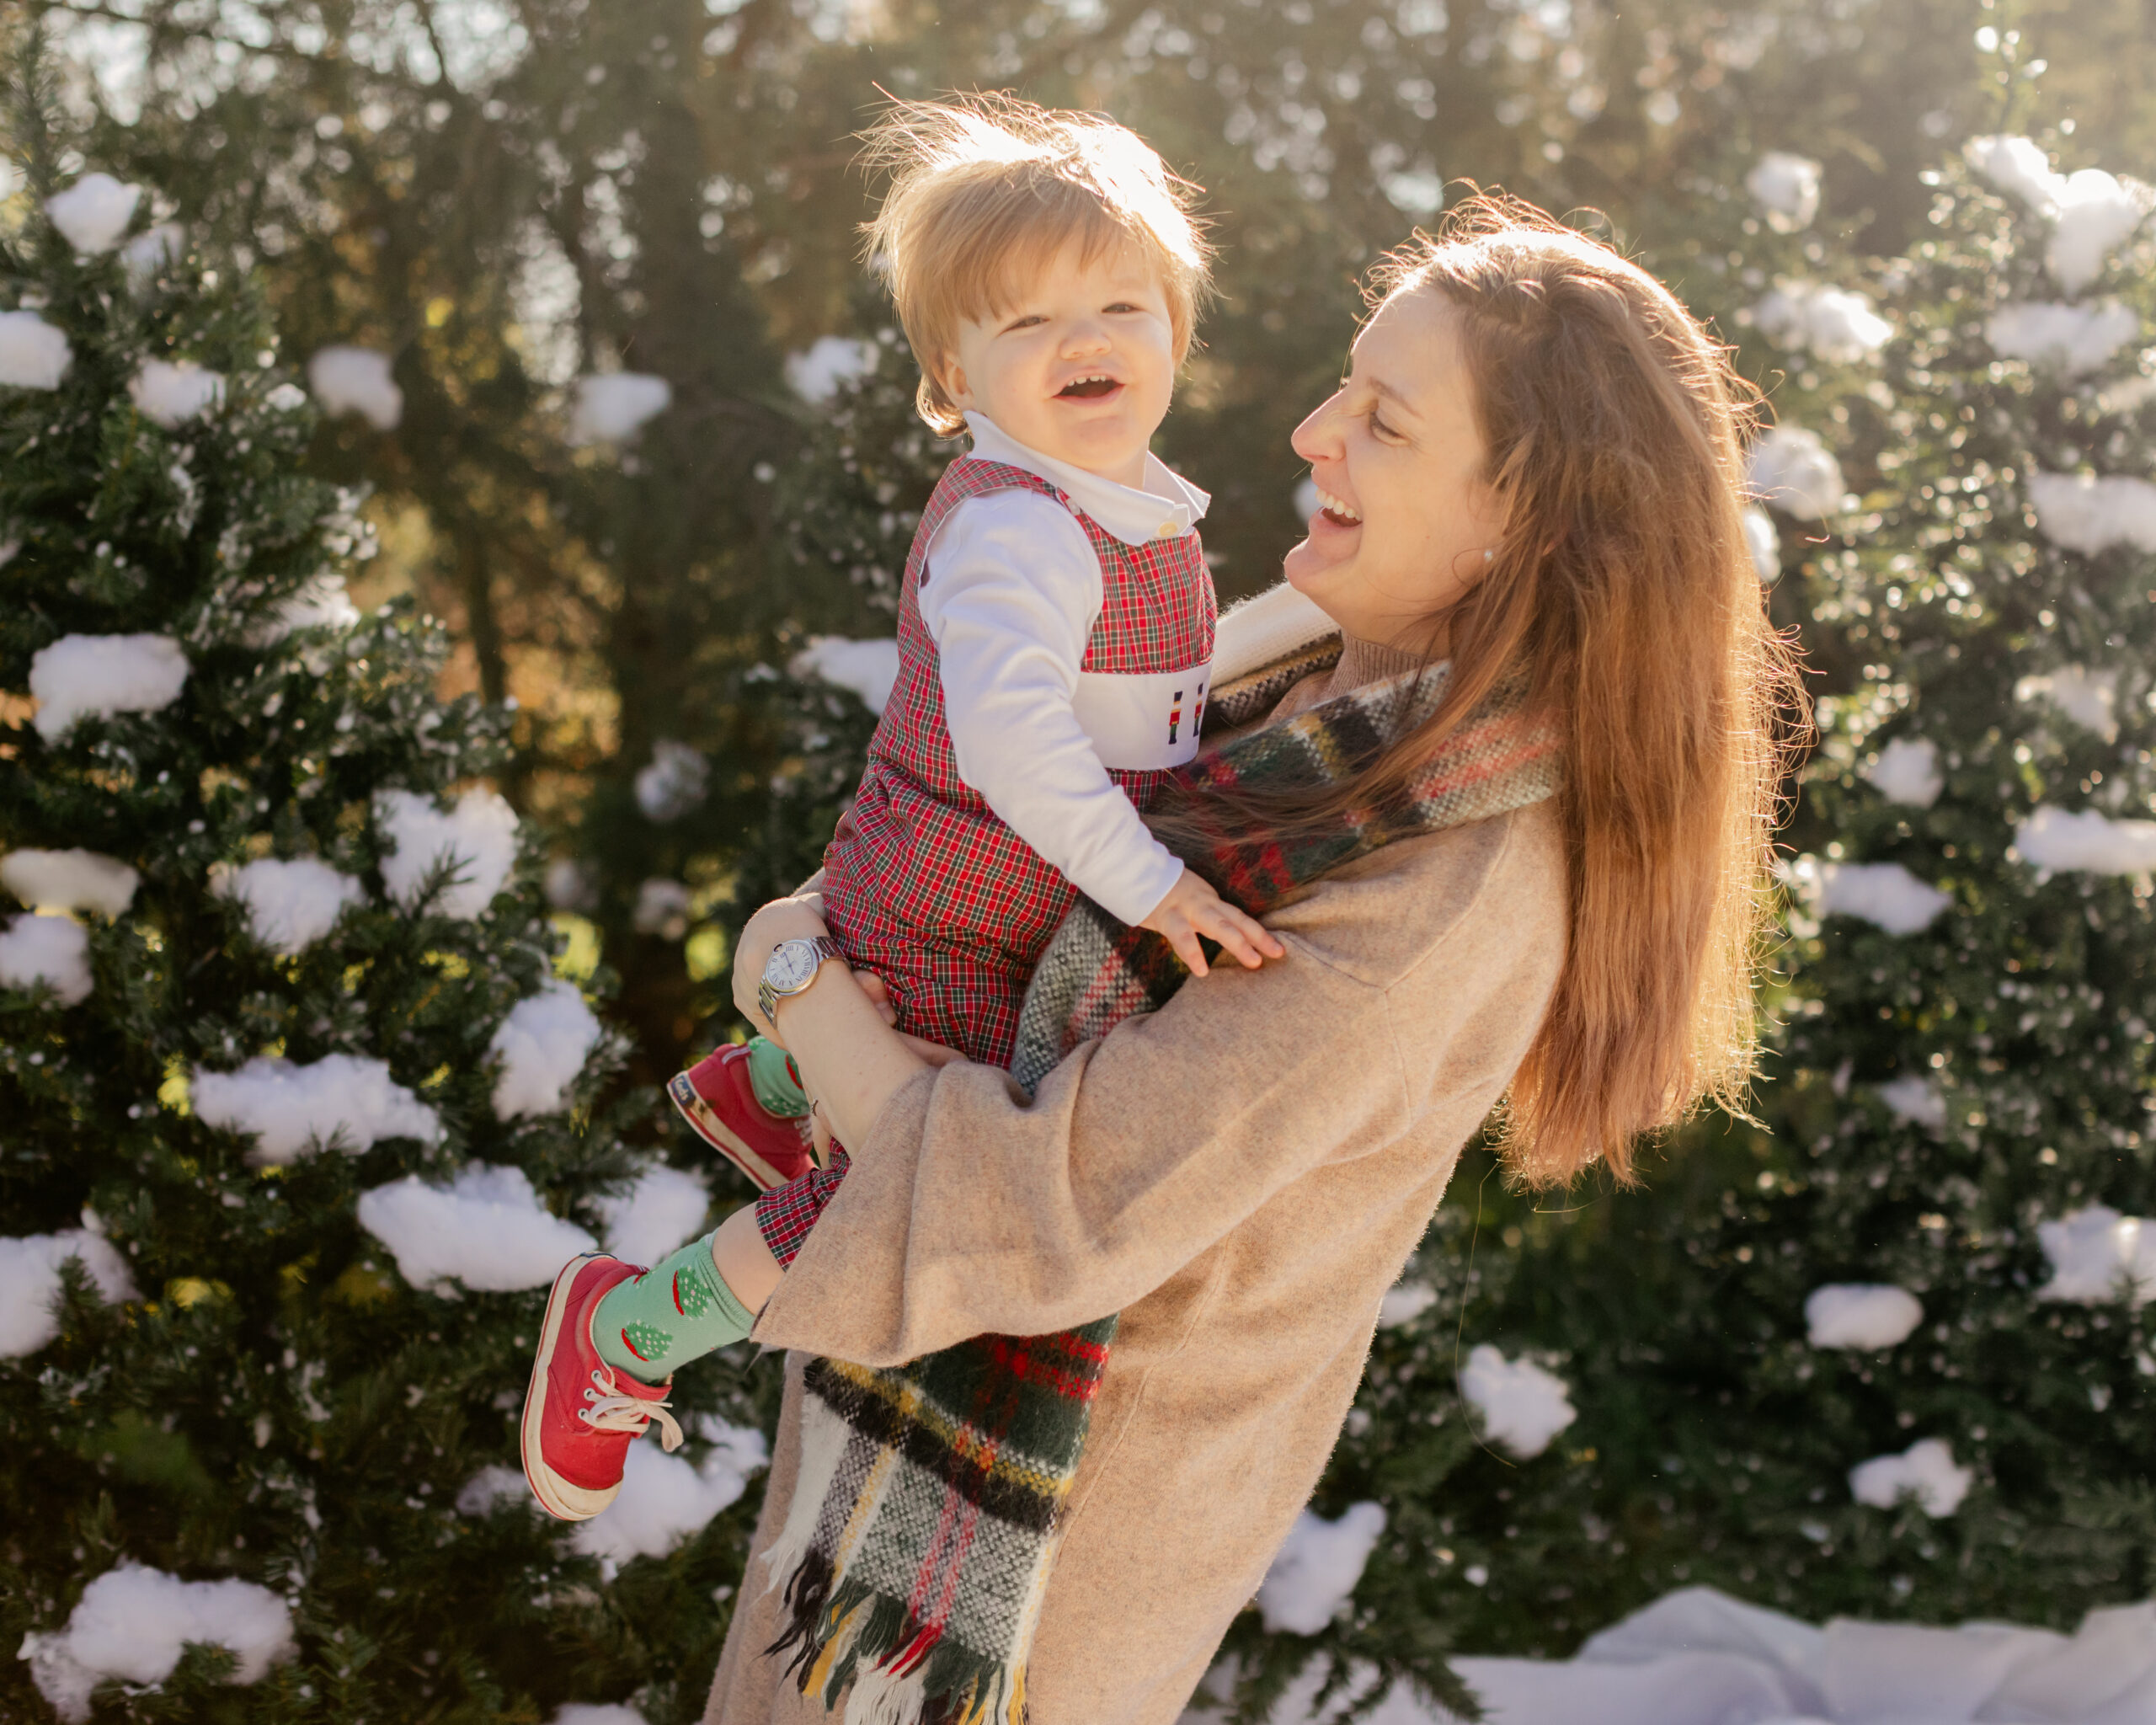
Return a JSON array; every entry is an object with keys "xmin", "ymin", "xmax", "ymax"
[{"xmin": 1057, "ymin": 373, "xmax": 1123, "ymax": 400}]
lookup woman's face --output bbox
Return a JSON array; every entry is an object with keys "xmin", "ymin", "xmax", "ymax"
[{"xmin": 1284, "ymin": 289, "xmax": 1507, "ymax": 653}]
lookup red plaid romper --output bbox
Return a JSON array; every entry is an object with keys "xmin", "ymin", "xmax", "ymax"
[{"xmin": 756, "ymin": 453, "xmax": 1215, "ymax": 1260}]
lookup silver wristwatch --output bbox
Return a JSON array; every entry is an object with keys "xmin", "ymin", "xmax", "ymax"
[{"xmin": 757, "ymin": 935, "xmax": 845, "ymax": 1023}]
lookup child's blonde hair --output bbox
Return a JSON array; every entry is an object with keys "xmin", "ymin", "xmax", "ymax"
[{"xmin": 859, "ymin": 94, "xmax": 1214, "ymax": 435}]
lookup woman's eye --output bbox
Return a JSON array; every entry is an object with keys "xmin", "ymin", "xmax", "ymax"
[{"xmin": 1368, "ymin": 410, "xmax": 1398, "ymax": 441}]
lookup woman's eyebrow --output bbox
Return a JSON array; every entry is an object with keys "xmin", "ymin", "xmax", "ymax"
[{"xmin": 1367, "ymin": 375, "xmax": 1422, "ymax": 419}]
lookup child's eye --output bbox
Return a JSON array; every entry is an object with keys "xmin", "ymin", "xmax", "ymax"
[
  {"xmin": 1104, "ymin": 302, "xmax": 1140, "ymax": 313},
  {"xmin": 1004, "ymin": 313, "xmax": 1047, "ymax": 332}
]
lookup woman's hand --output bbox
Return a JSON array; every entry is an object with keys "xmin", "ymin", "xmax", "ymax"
[{"xmin": 732, "ymin": 893, "xmax": 835, "ymax": 1039}]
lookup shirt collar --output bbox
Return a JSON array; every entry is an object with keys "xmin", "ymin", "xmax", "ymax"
[{"xmin": 963, "ymin": 412, "xmax": 1209, "ymax": 547}]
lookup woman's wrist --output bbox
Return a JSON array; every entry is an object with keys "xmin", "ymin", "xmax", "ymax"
[{"xmin": 734, "ymin": 896, "xmax": 835, "ymax": 1035}]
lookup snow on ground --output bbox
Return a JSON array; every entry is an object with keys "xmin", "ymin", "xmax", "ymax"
[
  {"xmin": 0, "ymin": 912, "xmax": 93, "ymax": 1005},
  {"xmin": 1748, "ymin": 426, "xmax": 1845, "ymax": 519},
  {"xmin": 785, "ymin": 334, "xmax": 878, "ymax": 403},
  {"xmin": 0, "ymin": 308, "xmax": 73, "ymax": 388},
  {"xmin": 2036, "ymin": 1204, "xmax": 2156, "ymax": 1305},
  {"xmin": 28, "ymin": 632, "xmax": 189, "ymax": 740},
  {"xmin": 489, "ymin": 978, "xmax": 605, "ymax": 1119},
  {"xmin": 193, "ymin": 1053, "xmax": 442, "ymax": 1164},
  {"xmin": 597, "ymin": 1163, "xmax": 711, "ymax": 1268},
  {"xmin": 1863, "ymin": 737, "xmax": 1942, "ymax": 806},
  {"xmin": 1749, "ymin": 282, "xmax": 1892, "ymax": 364},
  {"xmin": 1211, "ymin": 1584, "xmax": 2156, "ymax": 1724},
  {"xmin": 22, "ymin": 1562, "xmax": 294, "ymax": 1722},
  {"xmin": 1849, "ymin": 1438, "xmax": 1972, "ymax": 1518},
  {"xmin": 789, "ymin": 635, "xmax": 900, "ymax": 715},
  {"xmin": 307, "ymin": 344, "xmax": 403, "ymax": 430},
  {"xmin": 632, "ymin": 739, "xmax": 709, "ymax": 822},
  {"xmin": 1796, "ymin": 858, "xmax": 1953, "ymax": 935},
  {"xmin": 1, "ymin": 848, "xmax": 138, "ymax": 917},
  {"xmin": 2016, "ymin": 665, "xmax": 2119, "ymax": 741},
  {"xmin": 1742, "ymin": 506, "xmax": 1780, "ymax": 583},
  {"xmin": 2013, "ymin": 804, "xmax": 2156, "ymax": 875},
  {"xmin": 129, "ymin": 359, "xmax": 225, "ymax": 427},
  {"xmin": 1457, "ymin": 1345, "xmax": 1576, "ymax": 1459},
  {"xmin": 2028, "ymin": 471, "xmax": 2156, "ymax": 556},
  {"xmin": 570, "ymin": 1418, "xmax": 768, "ymax": 1567},
  {"xmin": 375, "ymin": 788, "xmax": 519, "ymax": 919},
  {"xmin": 1257, "ymin": 1503, "xmax": 1388, "ymax": 1634},
  {"xmin": 211, "ymin": 857, "xmax": 366, "ymax": 954},
  {"xmin": 1804, "ymin": 1284, "xmax": 1923, "ymax": 1349},
  {"xmin": 0, "ymin": 1226, "xmax": 136, "ymax": 1357},
  {"xmin": 1747, "ymin": 152, "xmax": 1821, "ymax": 231},
  {"xmin": 1875, "ymin": 1073, "xmax": 1947, "ymax": 1129},
  {"xmin": 44, "ymin": 173, "xmax": 141, "ymax": 254},
  {"xmin": 568, "ymin": 372, "xmax": 671, "ymax": 445},
  {"xmin": 632, "ymin": 878, "xmax": 691, "ymax": 938},
  {"xmin": 357, "ymin": 1163, "xmax": 595, "ymax": 1293},
  {"xmin": 1986, "ymin": 300, "xmax": 2141, "ymax": 374}
]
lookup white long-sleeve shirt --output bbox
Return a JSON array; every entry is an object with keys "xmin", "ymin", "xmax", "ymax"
[{"xmin": 917, "ymin": 413, "xmax": 1212, "ymax": 927}]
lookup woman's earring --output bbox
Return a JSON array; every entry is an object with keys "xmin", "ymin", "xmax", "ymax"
[{"xmin": 1483, "ymin": 548, "xmax": 1496, "ymax": 563}]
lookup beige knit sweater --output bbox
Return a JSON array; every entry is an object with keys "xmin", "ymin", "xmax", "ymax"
[{"xmin": 702, "ymin": 637, "xmax": 1570, "ymax": 1725}]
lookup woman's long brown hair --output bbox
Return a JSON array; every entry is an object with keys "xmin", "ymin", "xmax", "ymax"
[{"xmin": 1218, "ymin": 196, "xmax": 1806, "ymax": 1186}]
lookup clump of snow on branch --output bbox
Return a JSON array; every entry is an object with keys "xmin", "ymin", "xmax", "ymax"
[
  {"xmin": 193, "ymin": 1053, "xmax": 442, "ymax": 1164},
  {"xmin": 455, "ymin": 1466, "xmax": 534, "ymax": 1517},
  {"xmin": 1748, "ymin": 426, "xmax": 1845, "ymax": 520},
  {"xmin": 1877, "ymin": 1075, "xmax": 1947, "ymax": 1130},
  {"xmin": 1255, "ymin": 1502, "xmax": 1388, "ymax": 1634},
  {"xmin": 0, "ymin": 309, "xmax": 73, "ymax": 389},
  {"xmin": 375, "ymin": 788, "xmax": 519, "ymax": 919},
  {"xmin": 1, "ymin": 848, "xmax": 139, "ymax": 918},
  {"xmin": 552, "ymin": 1706, "xmax": 648, "ymax": 1725},
  {"xmin": 129, "ymin": 359, "xmax": 225, "ymax": 428},
  {"xmin": 1849, "ymin": 1437, "xmax": 1972, "ymax": 1519},
  {"xmin": 1377, "ymin": 1279, "xmax": 1438, "ymax": 1328},
  {"xmin": 28, "ymin": 633, "xmax": 189, "ymax": 740},
  {"xmin": 489, "ymin": 978, "xmax": 605, "ymax": 1119},
  {"xmin": 0, "ymin": 156, "xmax": 16, "ymax": 200},
  {"xmin": 789, "ymin": 636, "xmax": 900, "ymax": 716},
  {"xmin": 1791, "ymin": 857, "xmax": 1952, "ymax": 935},
  {"xmin": 1805, "ymin": 1284, "xmax": 1923, "ymax": 1351},
  {"xmin": 633, "ymin": 740, "xmax": 709, "ymax": 822},
  {"xmin": 2013, "ymin": 805, "xmax": 2156, "ymax": 876},
  {"xmin": 568, "ymin": 372, "xmax": 671, "ymax": 445},
  {"xmin": 0, "ymin": 1226, "xmax": 136, "ymax": 1357},
  {"xmin": 785, "ymin": 334, "xmax": 877, "ymax": 403},
  {"xmin": 1987, "ymin": 301, "xmax": 2141, "ymax": 375},
  {"xmin": 120, "ymin": 222, "xmax": 184, "ymax": 286},
  {"xmin": 1459, "ymin": 1343, "xmax": 1577, "ymax": 1459},
  {"xmin": 1863, "ymin": 737, "xmax": 1941, "ymax": 807},
  {"xmin": 22, "ymin": 1562, "xmax": 295, "ymax": 1723},
  {"xmin": 1965, "ymin": 136, "xmax": 2153, "ymax": 296},
  {"xmin": 1749, "ymin": 282, "xmax": 1892, "ymax": 364},
  {"xmin": 1741, "ymin": 507, "xmax": 1780, "ymax": 584},
  {"xmin": 307, "ymin": 344, "xmax": 403, "ymax": 430},
  {"xmin": 543, "ymin": 857, "xmax": 597, "ymax": 912},
  {"xmin": 44, "ymin": 173, "xmax": 141, "ymax": 254},
  {"xmin": 597, "ymin": 1163, "xmax": 711, "ymax": 1268},
  {"xmin": 2026, "ymin": 471, "xmax": 2156, "ymax": 556},
  {"xmin": 1746, "ymin": 152, "xmax": 1821, "ymax": 232},
  {"xmin": 359, "ymin": 1163, "xmax": 595, "ymax": 1294},
  {"xmin": 2036, "ymin": 1205, "xmax": 2156, "ymax": 1306},
  {"xmin": 0, "ymin": 914, "xmax": 93, "ymax": 1005},
  {"xmin": 632, "ymin": 878, "xmax": 691, "ymax": 938},
  {"xmin": 2017, "ymin": 665, "xmax": 2119, "ymax": 741},
  {"xmin": 250, "ymin": 574, "xmax": 361, "ymax": 647},
  {"xmin": 211, "ymin": 857, "xmax": 366, "ymax": 955},
  {"xmin": 569, "ymin": 1419, "xmax": 768, "ymax": 1563}
]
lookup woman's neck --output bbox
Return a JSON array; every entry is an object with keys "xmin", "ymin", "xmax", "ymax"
[{"xmin": 1327, "ymin": 632, "xmax": 1432, "ymax": 694}]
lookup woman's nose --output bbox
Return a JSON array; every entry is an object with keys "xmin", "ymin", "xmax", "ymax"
[{"xmin": 1290, "ymin": 393, "xmax": 1346, "ymax": 462}]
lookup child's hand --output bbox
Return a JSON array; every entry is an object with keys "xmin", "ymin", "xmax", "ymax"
[{"xmin": 1139, "ymin": 868, "xmax": 1286, "ymax": 977}]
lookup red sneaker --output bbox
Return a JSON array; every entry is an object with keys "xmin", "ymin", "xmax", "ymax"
[
  {"xmin": 521, "ymin": 1254, "xmax": 684, "ymax": 1522},
  {"xmin": 668, "ymin": 1043, "xmax": 816, "ymax": 1191}
]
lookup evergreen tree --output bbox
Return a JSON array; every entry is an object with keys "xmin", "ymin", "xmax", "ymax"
[{"xmin": 0, "ymin": 66, "xmax": 767, "ymax": 1725}]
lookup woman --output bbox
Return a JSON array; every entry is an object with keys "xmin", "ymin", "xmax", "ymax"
[{"xmin": 702, "ymin": 198, "xmax": 1800, "ymax": 1725}]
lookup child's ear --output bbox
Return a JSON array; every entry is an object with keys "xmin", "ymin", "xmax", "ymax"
[{"xmin": 937, "ymin": 352, "xmax": 974, "ymax": 412}]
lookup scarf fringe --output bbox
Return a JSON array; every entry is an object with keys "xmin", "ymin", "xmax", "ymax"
[{"xmin": 772, "ymin": 1561, "xmax": 1027, "ymax": 1725}]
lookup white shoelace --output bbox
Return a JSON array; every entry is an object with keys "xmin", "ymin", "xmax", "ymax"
[{"xmin": 580, "ymin": 1369, "xmax": 684, "ymax": 1452}]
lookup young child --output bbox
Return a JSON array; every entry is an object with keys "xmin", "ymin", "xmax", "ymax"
[{"xmin": 523, "ymin": 97, "xmax": 1279, "ymax": 1522}]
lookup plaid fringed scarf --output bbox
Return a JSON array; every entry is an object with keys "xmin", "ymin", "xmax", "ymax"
[{"xmin": 764, "ymin": 647, "xmax": 1563, "ymax": 1725}]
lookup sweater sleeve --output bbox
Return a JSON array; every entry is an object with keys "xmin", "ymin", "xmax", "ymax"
[
  {"xmin": 921, "ymin": 491, "xmax": 1187, "ymax": 927},
  {"xmin": 752, "ymin": 814, "xmax": 1555, "ymax": 1366}
]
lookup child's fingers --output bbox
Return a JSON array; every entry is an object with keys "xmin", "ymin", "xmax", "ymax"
[
  {"xmin": 1166, "ymin": 919, "xmax": 1209, "ymax": 977},
  {"xmin": 1198, "ymin": 904, "xmax": 1282, "ymax": 969}
]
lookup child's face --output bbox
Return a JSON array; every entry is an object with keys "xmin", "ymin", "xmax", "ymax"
[{"xmin": 941, "ymin": 237, "xmax": 1176, "ymax": 488}]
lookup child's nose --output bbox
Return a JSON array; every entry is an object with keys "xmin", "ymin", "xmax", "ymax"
[{"xmin": 1061, "ymin": 319, "xmax": 1112, "ymax": 355}]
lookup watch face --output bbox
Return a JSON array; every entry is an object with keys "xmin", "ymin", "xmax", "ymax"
[{"xmin": 766, "ymin": 939, "xmax": 819, "ymax": 993}]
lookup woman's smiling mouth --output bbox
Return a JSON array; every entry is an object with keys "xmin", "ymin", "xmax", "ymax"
[{"xmin": 1312, "ymin": 483, "xmax": 1362, "ymax": 526}]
